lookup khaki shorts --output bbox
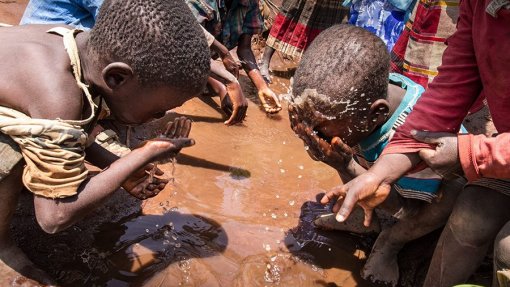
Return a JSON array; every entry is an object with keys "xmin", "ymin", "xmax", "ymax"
[{"xmin": 0, "ymin": 133, "xmax": 22, "ymax": 182}]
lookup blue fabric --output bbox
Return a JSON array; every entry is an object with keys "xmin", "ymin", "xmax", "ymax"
[
  {"xmin": 347, "ymin": 0, "xmax": 413, "ymax": 51},
  {"xmin": 357, "ymin": 73, "xmax": 442, "ymax": 202},
  {"xmin": 20, "ymin": 0, "xmax": 103, "ymax": 30}
]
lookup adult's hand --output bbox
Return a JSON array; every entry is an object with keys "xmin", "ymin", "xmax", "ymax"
[{"xmin": 412, "ymin": 130, "xmax": 462, "ymax": 178}]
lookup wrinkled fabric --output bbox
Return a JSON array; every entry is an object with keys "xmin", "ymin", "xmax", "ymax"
[
  {"xmin": 383, "ymin": 0, "xmax": 510, "ymax": 182},
  {"xmin": 20, "ymin": 0, "xmax": 103, "ymax": 30},
  {"xmin": 186, "ymin": 0, "xmax": 263, "ymax": 50},
  {"xmin": 266, "ymin": 0, "xmax": 346, "ymax": 58},
  {"xmin": 0, "ymin": 107, "xmax": 88, "ymax": 198},
  {"xmin": 348, "ymin": 0, "xmax": 412, "ymax": 50},
  {"xmin": 390, "ymin": 0, "xmax": 460, "ymax": 89}
]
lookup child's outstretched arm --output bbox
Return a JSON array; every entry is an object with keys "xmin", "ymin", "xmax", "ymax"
[
  {"xmin": 237, "ymin": 34, "xmax": 281, "ymax": 114},
  {"xmin": 32, "ymin": 117, "xmax": 194, "ymax": 234},
  {"xmin": 321, "ymin": 152, "xmax": 421, "ymax": 227}
]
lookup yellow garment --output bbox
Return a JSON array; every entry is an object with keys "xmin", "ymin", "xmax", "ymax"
[{"xmin": 0, "ymin": 27, "xmax": 97, "ymax": 198}]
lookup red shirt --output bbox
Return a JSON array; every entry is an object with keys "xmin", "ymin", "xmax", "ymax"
[{"xmin": 383, "ymin": 0, "xmax": 510, "ymax": 181}]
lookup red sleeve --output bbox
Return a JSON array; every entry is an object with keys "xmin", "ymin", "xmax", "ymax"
[
  {"xmin": 383, "ymin": 0, "xmax": 483, "ymax": 155},
  {"xmin": 459, "ymin": 133, "xmax": 510, "ymax": 182}
]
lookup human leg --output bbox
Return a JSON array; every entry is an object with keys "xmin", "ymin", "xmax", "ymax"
[
  {"xmin": 0, "ymin": 162, "xmax": 56, "ymax": 286},
  {"xmin": 259, "ymin": 46, "xmax": 275, "ymax": 83},
  {"xmin": 362, "ymin": 178, "xmax": 464, "ymax": 286},
  {"xmin": 494, "ymin": 221, "xmax": 510, "ymax": 287},
  {"xmin": 424, "ymin": 185, "xmax": 510, "ymax": 287}
]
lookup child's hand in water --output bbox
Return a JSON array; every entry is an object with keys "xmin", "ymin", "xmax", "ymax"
[
  {"xmin": 123, "ymin": 164, "xmax": 169, "ymax": 200},
  {"xmin": 258, "ymin": 87, "xmax": 282, "ymax": 114},
  {"xmin": 221, "ymin": 82, "xmax": 248, "ymax": 125},
  {"xmin": 321, "ymin": 171, "xmax": 391, "ymax": 227},
  {"xmin": 142, "ymin": 117, "xmax": 195, "ymax": 162}
]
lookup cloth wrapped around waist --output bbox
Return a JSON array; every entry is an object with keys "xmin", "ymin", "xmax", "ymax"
[{"xmin": 0, "ymin": 106, "xmax": 88, "ymax": 198}]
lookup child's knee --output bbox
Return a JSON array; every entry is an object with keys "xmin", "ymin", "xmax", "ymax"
[{"xmin": 494, "ymin": 221, "xmax": 510, "ymax": 271}]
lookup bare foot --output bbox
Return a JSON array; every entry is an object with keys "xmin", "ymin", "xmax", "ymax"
[
  {"xmin": 361, "ymin": 231, "xmax": 400, "ymax": 287},
  {"xmin": 0, "ymin": 242, "xmax": 56, "ymax": 286}
]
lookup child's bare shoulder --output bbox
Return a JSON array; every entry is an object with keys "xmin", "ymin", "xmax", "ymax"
[{"xmin": 0, "ymin": 25, "xmax": 84, "ymax": 121}]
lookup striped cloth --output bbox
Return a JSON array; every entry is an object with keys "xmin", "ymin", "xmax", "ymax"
[
  {"xmin": 186, "ymin": 0, "xmax": 264, "ymax": 50},
  {"xmin": 265, "ymin": 0, "xmax": 346, "ymax": 58},
  {"xmin": 469, "ymin": 178, "xmax": 510, "ymax": 197},
  {"xmin": 355, "ymin": 73, "xmax": 442, "ymax": 202},
  {"xmin": 390, "ymin": 0, "xmax": 460, "ymax": 88}
]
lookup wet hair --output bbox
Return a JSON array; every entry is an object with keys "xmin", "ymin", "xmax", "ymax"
[
  {"xmin": 291, "ymin": 24, "xmax": 390, "ymax": 120},
  {"xmin": 89, "ymin": 0, "xmax": 210, "ymax": 94}
]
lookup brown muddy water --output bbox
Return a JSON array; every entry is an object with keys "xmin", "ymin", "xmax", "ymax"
[{"xmin": 12, "ymin": 74, "xmax": 373, "ymax": 287}]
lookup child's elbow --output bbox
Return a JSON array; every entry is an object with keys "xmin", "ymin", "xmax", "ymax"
[{"xmin": 36, "ymin": 209, "xmax": 69, "ymax": 234}]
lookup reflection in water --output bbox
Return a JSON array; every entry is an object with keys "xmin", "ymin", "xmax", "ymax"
[{"xmin": 83, "ymin": 211, "xmax": 228, "ymax": 286}]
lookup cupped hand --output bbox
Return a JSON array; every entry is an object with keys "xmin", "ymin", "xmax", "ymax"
[
  {"xmin": 290, "ymin": 115, "xmax": 353, "ymax": 170},
  {"xmin": 321, "ymin": 171, "xmax": 391, "ymax": 227},
  {"xmin": 221, "ymin": 82, "xmax": 248, "ymax": 125},
  {"xmin": 258, "ymin": 87, "xmax": 282, "ymax": 114},
  {"xmin": 123, "ymin": 164, "xmax": 169, "ymax": 200},
  {"xmin": 141, "ymin": 117, "xmax": 195, "ymax": 163}
]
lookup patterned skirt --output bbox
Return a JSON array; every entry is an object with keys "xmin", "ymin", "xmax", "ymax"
[{"xmin": 265, "ymin": 0, "xmax": 347, "ymax": 58}]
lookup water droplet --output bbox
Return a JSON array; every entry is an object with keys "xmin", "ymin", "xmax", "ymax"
[
  {"xmin": 298, "ymin": 165, "xmax": 304, "ymax": 170},
  {"xmin": 289, "ymin": 200, "xmax": 295, "ymax": 206},
  {"xmin": 263, "ymin": 213, "xmax": 267, "ymax": 217},
  {"xmin": 328, "ymin": 248, "xmax": 332, "ymax": 252},
  {"xmin": 265, "ymin": 244, "xmax": 271, "ymax": 252},
  {"xmin": 145, "ymin": 229, "xmax": 150, "ymax": 233},
  {"xmin": 276, "ymin": 240, "xmax": 281, "ymax": 244},
  {"xmin": 297, "ymin": 175, "xmax": 302, "ymax": 179},
  {"xmin": 282, "ymin": 141, "xmax": 286, "ymax": 145},
  {"xmin": 275, "ymin": 194, "xmax": 280, "ymax": 199},
  {"xmin": 265, "ymin": 227, "xmax": 270, "ymax": 231},
  {"xmin": 271, "ymin": 213, "xmax": 277, "ymax": 219},
  {"xmin": 284, "ymin": 213, "xmax": 288, "ymax": 217},
  {"xmin": 304, "ymin": 146, "xmax": 310, "ymax": 151},
  {"xmin": 155, "ymin": 224, "xmax": 159, "ymax": 228},
  {"xmin": 280, "ymin": 169, "xmax": 285, "ymax": 174}
]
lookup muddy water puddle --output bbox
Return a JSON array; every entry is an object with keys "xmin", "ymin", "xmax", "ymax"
[
  {"xmin": 2, "ymin": 1, "xmax": 370, "ymax": 284},
  {"xmin": 12, "ymin": 75, "xmax": 371, "ymax": 286}
]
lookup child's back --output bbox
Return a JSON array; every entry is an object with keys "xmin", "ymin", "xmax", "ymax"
[{"xmin": 0, "ymin": 0, "xmax": 210, "ymax": 285}]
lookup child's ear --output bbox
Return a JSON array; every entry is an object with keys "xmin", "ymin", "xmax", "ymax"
[
  {"xmin": 368, "ymin": 99, "xmax": 390, "ymax": 126},
  {"xmin": 102, "ymin": 62, "xmax": 134, "ymax": 90}
]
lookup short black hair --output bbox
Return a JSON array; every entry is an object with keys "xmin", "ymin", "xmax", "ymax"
[
  {"xmin": 89, "ymin": 0, "xmax": 210, "ymax": 94},
  {"xmin": 291, "ymin": 24, "xmax": 389, "ymax": 119}
]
